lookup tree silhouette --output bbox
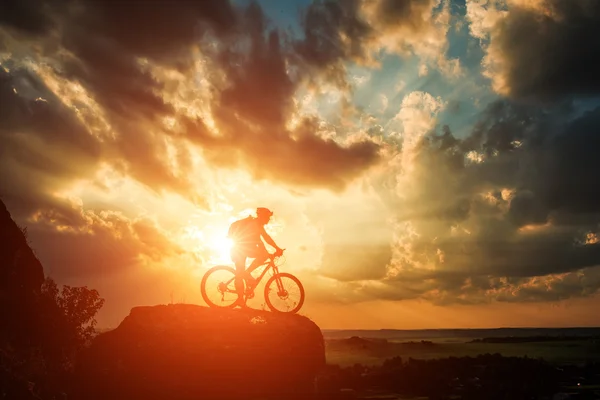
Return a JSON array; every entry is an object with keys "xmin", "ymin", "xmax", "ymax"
[{"xmin": 41, "ymin": 277, "xmax": 105, "ymax": 346}]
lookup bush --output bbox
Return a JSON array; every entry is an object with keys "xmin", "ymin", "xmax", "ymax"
[
  {"xmin": 40, "ymin": 277, "xmax": 105, "ymax": 349},
  {"xmin": 1, "ymin": 278, "xmax": 105, "ymax": 399}
]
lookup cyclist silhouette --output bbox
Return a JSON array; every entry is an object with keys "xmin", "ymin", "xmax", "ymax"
[{"xmin": 227, "ymin": 207, "xmax": 284, "ymax": 302}]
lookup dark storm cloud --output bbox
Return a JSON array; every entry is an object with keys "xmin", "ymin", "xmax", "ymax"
[
  {"xmin": 204, "ymin": 116, "xmax": 381, "ymax": 190},
  {"xmin": 489, "ymin": 0, "xmax": 600, "ymax": 102},
  {"xmin": 80, "ymin": 1, "xmax": 236, "ymax": 60},
  {"xmin": 1, "ymin": 0, "xmax": 382, "ymax": 194},
  {"xmin": 50, "ymin": 1, "xmax": 235, "ymax": 195},
  {"xmin": 536, "ymin": 108, "xmax": 600, "ymax": 213},
  {"xmin": 495, "ymin": 266, "xmax": 600, "ymax": 303},
  {"xmin": 191, "ymin": 2, "xmax": 382, "ymax": 189},
  {"xmin": 0, "ymin": 0, "xmax": 65, "ymax": 36},
  {"xmin": 0, "ymin": 66, "xmax": 101, "ymax": 217},
  {"xmin": 295, "ymin": 0, "xmax": 442, "ymax": 85},
  {"xmin": 362, "ymin": 0, "xmax": 440, "ymax": 34},
  {"xmin": 61, "ymin": 33, "xmax": 174, "ymax": 120},
  {"xmin": 432, "ymin": 226, "xmax": 600, "ymax": 278},
  {"xmin": 295, "ymin": 0, "xmax": 371, "ymax": 85},
  {"xmin": 460, "ymin": 102, "xmax": 600, "ymax": 222},
  {"xmin": 52, "ymin": 0, "xmax": 234, "ymax": 123},
  {"xmin": 361, "ymin": 99, "xmax": 600, "ymax": 304},
  {"xmin": 0, "ymin": 0, "xmax": 235, "ymax": 49},
  {"xmin": 0, "ymin": 0, "xmax": 231, "ymax": 199}
]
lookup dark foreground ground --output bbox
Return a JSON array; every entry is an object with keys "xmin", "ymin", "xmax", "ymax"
[{"xmin": 82, "ymin": 325, "xmax": 600, "ymax": 399}]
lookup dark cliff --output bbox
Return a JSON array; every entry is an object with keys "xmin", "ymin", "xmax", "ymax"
[
  {"xmin": 0, "ymin": 198, "xmax": 49, "ymax": 347},
  {"xmin": 76, "ymin": 304, "xmax": 326, "ymax": 400},
  {"xmin": 0, "ymin": 198, "xmax": 74, "ymax": 399},
  {"xmin": 0, "ymin": 199, "xmax": 44, "ymax": 297}
]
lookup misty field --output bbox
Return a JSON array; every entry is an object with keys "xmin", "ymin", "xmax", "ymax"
[{"xmin": 325, "ymin": 336, "xmax": 600, "ymax": 367}]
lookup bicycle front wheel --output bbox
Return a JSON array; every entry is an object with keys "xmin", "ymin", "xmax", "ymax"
[
  {"xmin": 264, "ymin": 272, "xmax": 305, "ymax": 314},
  {"xmin": 200, "ymin": 265, "xmax": 240, "ymax": 308}
]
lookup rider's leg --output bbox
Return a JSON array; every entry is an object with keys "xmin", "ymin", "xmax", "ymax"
[
  {"xmin": 241, "ymin": 245, "xmax": 269, "ymax": 295},
  {"xmin": 246, "ymin": 243, "xmax": 269, "ymax": 276},
  {"xmin": 230, "ymin": 246, "xmax": 246, "ymax": 300}
]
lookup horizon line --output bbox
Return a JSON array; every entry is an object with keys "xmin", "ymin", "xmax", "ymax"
[{"xmin": 320, "ymin": 326, "xmax": 600, "ymax": 331}]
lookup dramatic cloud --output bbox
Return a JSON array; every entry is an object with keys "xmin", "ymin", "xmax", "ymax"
[
  {"xmin": 295, "ymin": 0, "xmax": 372, "ymax": 77},
  {"xmin": 0, "ymin": 65, "xmax": 101, "ymax": 218},
  {"xmin": 358, "ymin": 100, "xmax": 600, "ymax": 304},
  {"xmin": 1, "ymin": 0, "xmax": 382, "ymax": 201},
  {"xmin": 202, "ymin": 3, "xmax": 382, "ymax": 189},
  {"xmin": 467, "ymin": 0, "xmax": 600, "ymax": 102},
  {"xmin": 296, "ymin": 0, "xmax": 461, "ymax": 85}
]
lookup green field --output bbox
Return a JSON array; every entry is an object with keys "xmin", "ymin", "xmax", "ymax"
[{"xmin": 325, "ymin": 338, "xmax": 600, "ymax": 367}]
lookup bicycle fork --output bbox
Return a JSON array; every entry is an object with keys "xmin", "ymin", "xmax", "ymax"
[{"xmin": 274, "ymin": 275, "xmax": 287, "ymax": 298}]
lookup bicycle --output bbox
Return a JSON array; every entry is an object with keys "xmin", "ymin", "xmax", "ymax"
[{"xmin": 200, "ymin": 250, "xmax": 305, "ymax": 314}]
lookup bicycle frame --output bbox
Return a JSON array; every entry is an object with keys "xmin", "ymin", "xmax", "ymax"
[{"xmin": 224, "ymin": 256, "xmax": 281, "ymax": 291}]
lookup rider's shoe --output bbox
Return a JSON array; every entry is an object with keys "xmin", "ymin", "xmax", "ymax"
[{"xmin": 236, "ymin": 298, "xmax": 250, "ymax": 309}]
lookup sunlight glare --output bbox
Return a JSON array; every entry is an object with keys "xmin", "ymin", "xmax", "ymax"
[
  {"xmin": 209, "ymin": 236, "xmax": 233, "ymax": 264},
  {"xmin": 179, "ymin": 222, "xmax": 235, "ymax": 266}
]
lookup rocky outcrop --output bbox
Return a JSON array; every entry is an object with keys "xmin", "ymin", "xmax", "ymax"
[{"xmin": 76, "ymin": 304, "xmax": 326, "ymax": 400}]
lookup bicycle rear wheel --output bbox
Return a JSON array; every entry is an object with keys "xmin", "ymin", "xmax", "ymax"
[
  {"xmin": 200, "ymin": 265, "xmax": 240, "ymax": 308},
  {"xmin": 264, "ymin": 272, "xmax": 305, "ymax": 314}
]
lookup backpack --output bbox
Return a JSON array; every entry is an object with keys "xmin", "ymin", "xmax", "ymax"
[{"xmin": 227, "ymin": 215, "xmax": 253, "ymax": 240}]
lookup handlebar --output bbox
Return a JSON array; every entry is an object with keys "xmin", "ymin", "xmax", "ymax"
[{"xmin": 270, "ymin": 248, "xmax": 285, "ymax": 259}]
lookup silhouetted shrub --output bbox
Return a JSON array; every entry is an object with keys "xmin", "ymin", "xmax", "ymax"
[
  {"xmin": 40, "ymin": 277, "xmax": 105, "ymax": 348},
  {"xmin": 1, "ymin": 277, "xmax": 105, "ymax": 399}
]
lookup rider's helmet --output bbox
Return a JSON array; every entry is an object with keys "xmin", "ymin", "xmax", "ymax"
[{"xmin": 256, "ymin": 207, "xmax": 273, "ymax": 218}]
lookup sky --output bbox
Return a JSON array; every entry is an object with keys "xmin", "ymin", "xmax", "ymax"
[{"xmin": 1, "ymin": 0, "xmax": 600, "ymax": 329}]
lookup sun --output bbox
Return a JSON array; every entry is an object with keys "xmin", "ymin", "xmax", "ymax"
[
  {"xmin": 209, "ymin": 235, "xmax": 233, "ymax": 264},
  {"xmin": 179, "ymin": 224, "xmax": 234, "ymax": 266}
]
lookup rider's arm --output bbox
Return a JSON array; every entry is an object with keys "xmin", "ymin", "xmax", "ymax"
[{"xmin": 260, "ymin": 226, "xmax": 281, "ymax": 251}]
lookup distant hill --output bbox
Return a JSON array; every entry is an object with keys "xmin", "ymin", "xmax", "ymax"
[{"xmin": 322, "ymin": 327, "xmax": 600, "ymax": 341}]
